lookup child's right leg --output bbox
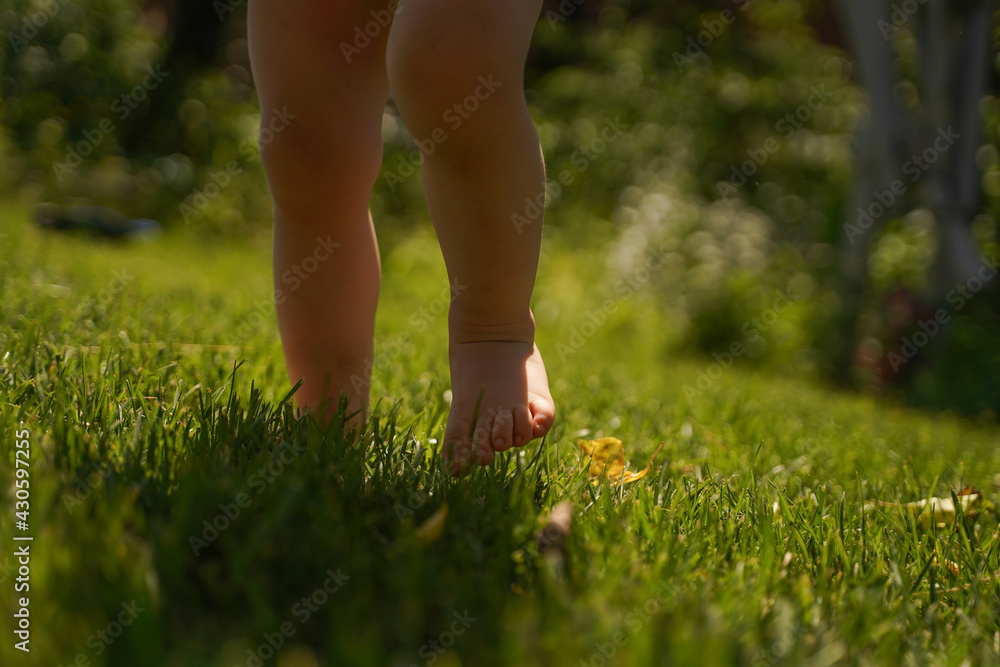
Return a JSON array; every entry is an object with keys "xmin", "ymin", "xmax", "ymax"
[{"xmin": 247, "ymin": 0, "xmax": 389, "ymax": 422}]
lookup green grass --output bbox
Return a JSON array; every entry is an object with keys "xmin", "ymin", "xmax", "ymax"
[{"xmin": 2, "ymin": 201, "xmax": 1000, "ymax": 667}]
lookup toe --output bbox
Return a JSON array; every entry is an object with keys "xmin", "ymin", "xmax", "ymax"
[
  {"xmin": 511, "ymin": 404, "xmax": 534, "ymax": 447},
  {"xmin": 529, "ymin": 396, "xmax": 556, "ymax": 438},
  {"xmin": 491, "ymin": 407, "xmax": 515, "ymax": 451},
  {"xmin": 471, "ymin": 418, "xmax": 495, "ymax": 467},
  {"xmin": 443, "ymin": 416, "xmax": 477, "ymax": 475},
  {"xmin": 443, "ymin": 437, "xmax": 475, "ymax": 476}
]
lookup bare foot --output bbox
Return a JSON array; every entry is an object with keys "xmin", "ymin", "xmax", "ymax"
[{"xmin": 443, "ymin": 314, "xmax": 556, "ymax": 474}]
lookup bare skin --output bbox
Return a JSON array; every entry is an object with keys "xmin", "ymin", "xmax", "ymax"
[{"xmin": 248, "ymin": 0, "xmax": 555, "ymax": 473}]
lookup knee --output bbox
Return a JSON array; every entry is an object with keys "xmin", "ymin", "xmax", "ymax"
[
  {"xmin": 258, "ymin": 107, "xmax": 383, "ymax": 221},
  {"xmin": 386, "ymin": 10, "xmax": 524, "ymax": 145}
]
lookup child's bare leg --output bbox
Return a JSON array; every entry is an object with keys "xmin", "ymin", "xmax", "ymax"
[
  {"xmin": 387, "ymin": 0, "xmax": 555, "ymax": 471},
  {"xmin": 248, "ymin": 0, "xmax": 389, "ymax": 422}
]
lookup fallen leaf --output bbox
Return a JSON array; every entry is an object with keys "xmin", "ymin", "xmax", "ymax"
[
  {"xmin": 577, "ymin": 437, "xmax": 664, "ymax": 485},
  {"xmin": 415, "ymin": 503, "xmax": 449, "ymax": 544},
  {"xmin": 578, "ymin": 437, "xmax": 625, "ymax": 478},
  {"xmin": 875, "ymin": 489, "xmax": 982, "ymax": 529}
]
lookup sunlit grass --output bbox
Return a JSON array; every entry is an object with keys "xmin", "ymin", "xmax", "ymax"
[{"xmin": 2, "ymin": 202, "xmax": 1000, "ymax": 666}]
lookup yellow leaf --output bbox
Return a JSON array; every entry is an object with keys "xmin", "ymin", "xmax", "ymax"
[
  {"xmin": 577, "ymin": 438, "xmax": 664, "ymax": 485},
  {"xmin": 909, "ymin": 493, "xmax": 981, "ymax": 528},
  {"xmin": 415, "ymin": 503, "xmax": 449, "ymax": 544},
  {"xmin": 578, "ymin": 437, "xmax": 625, "ymax": 478},
  {"xmin": 879, "ymin": 491, "xmax": 982, "ymax": 528}
]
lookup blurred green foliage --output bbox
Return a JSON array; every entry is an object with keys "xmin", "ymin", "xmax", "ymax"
[
  {"xmin": 2, "ymin": 0, "xmax": 999, "ymax": 413},
  {"xmin": 0, "ymin": 0, "xmax": 862, "ymax": 238}
]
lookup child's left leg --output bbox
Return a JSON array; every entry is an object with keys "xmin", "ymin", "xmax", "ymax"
[
  {"xmin": 247, "ymin": 0, "xmax": 391, "ymax": 424},
  {"xmin": 387, "ymin": 0, "xmax": 555, "ymax": 471}
]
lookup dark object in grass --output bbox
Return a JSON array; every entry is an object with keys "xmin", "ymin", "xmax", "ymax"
[
  {"xmin": 537, "ymin": 501, "xmax": 573, "ymax": 584},
  {"xmin": 33, "ymin": 203, "xmax": 161, "ymax": 240},
  {"xmin": 537, "ymin": 501, "xmax": 572, "ymax": 555}
]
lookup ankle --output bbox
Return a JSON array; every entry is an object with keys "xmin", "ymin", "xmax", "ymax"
[{"xmin": 448, "ymin": 305, "xmax": 535, "ymax": 346}]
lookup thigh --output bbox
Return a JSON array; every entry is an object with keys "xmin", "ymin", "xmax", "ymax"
[
  {"xmin": 247, "ymin": 0, "xmax": 392, "ymax": 153},
  {"xmin": 389, "ymin": 0, "xmax": 541, "ymax": 64},
  {"xmin": 385, "ymin": 0, "xmax": 542, "ymax": 135}
]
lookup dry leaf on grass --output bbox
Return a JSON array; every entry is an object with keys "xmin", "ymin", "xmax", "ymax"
[
  {"xmin": 577, "ymin": 437, "xmax": 664, "ymax": 485},
  {"xmin": 415, "ymin": 503, "xmax": 449, "ymax": 544},
  {"xmin": 868, "ymin": 488, "xmax": 983, "ymax": 529}
]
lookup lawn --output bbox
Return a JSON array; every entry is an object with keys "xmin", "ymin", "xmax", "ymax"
[{"xmin": 2, "ymin": 201, "xmax": 1000, "ymax": 667}]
